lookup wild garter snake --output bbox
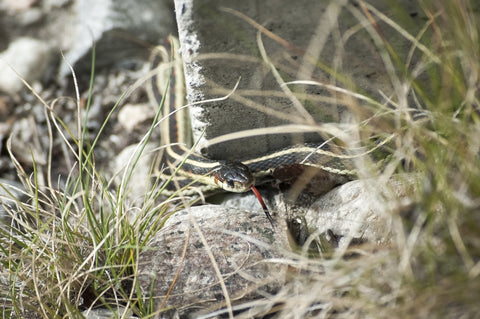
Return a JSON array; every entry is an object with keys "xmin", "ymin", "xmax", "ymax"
[{"xmin": 149, "ymin": 35, "xmax": 357, "ymax": 225}]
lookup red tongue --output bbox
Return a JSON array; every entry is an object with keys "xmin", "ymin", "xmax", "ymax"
[{"xmin": 250, "ymin": 185, "xmax": 275, "ymax": 228}]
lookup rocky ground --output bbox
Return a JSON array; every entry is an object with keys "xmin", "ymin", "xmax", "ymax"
[
  {"xmin": 0, "ymin": 0, "xmax": 175, "ymax": 183},
  {"xmin": 0, "ymin": 1, "xmax": 455, "ymax": 318}
]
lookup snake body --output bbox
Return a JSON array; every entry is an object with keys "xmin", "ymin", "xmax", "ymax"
[{"xmin": 149, "ymin": 36, "xmax": 355, "ymax": 195}]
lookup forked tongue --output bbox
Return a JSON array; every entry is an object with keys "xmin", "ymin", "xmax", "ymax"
[{"xmin": 250, "ymin": 185, "xmax": 275, "ymax": 228}]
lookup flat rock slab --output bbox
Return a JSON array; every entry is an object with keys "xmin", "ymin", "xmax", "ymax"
[{"xmin": 137, "ymin": 205, "xmax": 289, "ymax": 316}]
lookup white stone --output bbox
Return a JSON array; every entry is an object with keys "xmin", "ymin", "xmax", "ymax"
[
  {"xmin": 0, "ymin": 37, "xmax": 52, "ymax": 95},
  {"xmin": 117, "ymin": 103, "xmax": 154, "ymax": 132}
]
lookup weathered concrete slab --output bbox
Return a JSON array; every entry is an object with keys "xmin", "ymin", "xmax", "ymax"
[{"xmin": 173, "ymin": 0, "xmax": 425, "ymax": 160}]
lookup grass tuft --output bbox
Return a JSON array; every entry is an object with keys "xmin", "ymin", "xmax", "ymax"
[{"xmin": 0, "ymin": 45, "xmax": 182, "ymax": 318}]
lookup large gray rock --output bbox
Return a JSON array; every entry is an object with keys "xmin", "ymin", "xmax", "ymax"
[
  {"xmin": 219, "ymin": 175, "xmax": 414, "ymax": 248},
  {"xmin": 137, "ymin": 205, "xmax": 289, "ymax": 317},
  {"xmin": 301, "ymin": 176, "xmax": 412, "ymax": 247}
]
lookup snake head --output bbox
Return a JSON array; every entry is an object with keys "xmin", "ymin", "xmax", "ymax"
[{"xmin": 212, "ymin": 161, "xmax": 255, "ymax": 193}]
